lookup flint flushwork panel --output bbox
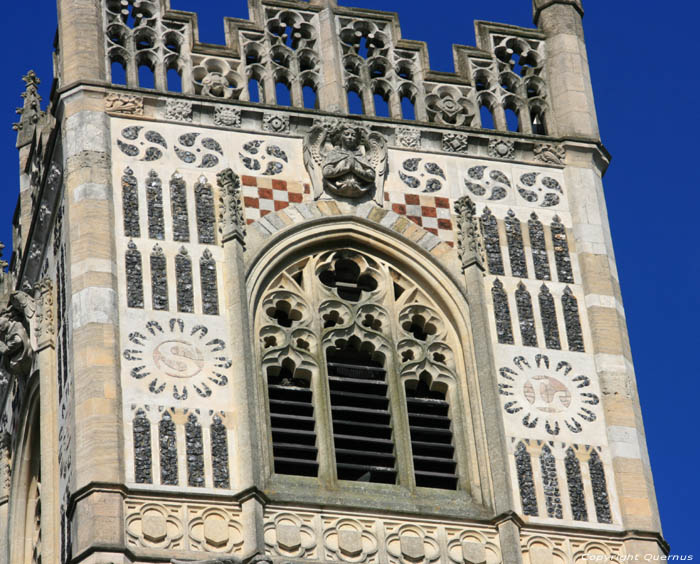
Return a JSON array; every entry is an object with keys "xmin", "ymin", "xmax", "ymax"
[
  {"xmin": 492, "ymin": 279, "xmax": 514, "ymax": 345},
  {"xmin": 528, "ymin": 213, "xmax": 550, "ymax": 280},
  {"xmin": 505, "ymin": 210, "xmax": 528, "ymax": 278},
  {"xmin": 150, "ymin": 244, "xmax": 169, "ymax": 311},
  {"xmin": 126, "ymin": 241, "xmax": 144, "ymax": 308},
  {"xmin": 132, "ymin": 409, "xmax": 153, "ymax": 484},
  {"xmin": 122, "ymin": 167, "xmax": 140, "ymax": 237},
  {"xmin": 515, "ymin": 283, "xmax": 537, "ymax": 347},
  {"xmin": 509, "ymin": 440, "xmax": 617, "ymax": 526},
  {"xmin": 565, "ymin": 447, "xmax": 588, "ymax": 521},
  {"xmin": 146, "ymin": 170, "xmax": 165, "ymax": 240},
  {"xmin": 481, "ymin": 208, "xmax": 504, "ymax": 275},
  {"xmin": 540, "ymin": 445, "xmax": 563, "ymax": 519},
  {"xmin": 170, "ymin": 173, "xmax": 190, "ymax": 242}
]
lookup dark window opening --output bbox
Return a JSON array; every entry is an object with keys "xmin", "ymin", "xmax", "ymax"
[
  {"xmin": 347, "ymin": 89, "xmax": 364, "ymax": 115},
  {"xmin": 267, "ymin": 362, "xmax": 318, "ymax": 477},
  {"xmin": 167, "ymin": 67, "xmax": 182, "ymax": 92},
  {"xmin": 138, "ymin": 64, "xmax": 155, "ymax": 89},
  {"xmin": 248, "ymin": 78, "xmax": 261, "ymax": 103},
  {"xmin": 505, "ymin": 108, "xmax": 520, "ymax": 132},
  {"xmin": 480, "ymin": 105, "xmax": 494, "ymax": 129},
  {"xmin": 405, "ymin": 378, "xmax": 457, "ymax": 490},
  {"xmin": 303, "ymin": 85, "xmax": 317, "ymax": 109},
  {"xmin": 275, "ymin": 81, "xmax": 291, "ymax": 106},
  {"xmin": 374, "ymin": 93, "xmax": 390, "ymax": 117},
  {"xmin": 111, "ymin": 60, "xmax": 127, "ymax": 85},
  {"xmin": 531, "ymin": 110, "xmax": 547, "ymax": 135},
  {"xmin": 401, "ymin": 96, "xmax": 415, "ymax": 120},
  {"xmin": 326, "ymin": 341, "xmax": 396, "ymax": 484}
]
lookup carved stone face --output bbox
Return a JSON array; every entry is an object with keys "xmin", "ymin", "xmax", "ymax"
[{"xmin": 340, "ymin": 127, "xmax": 360, "ymax": 150}]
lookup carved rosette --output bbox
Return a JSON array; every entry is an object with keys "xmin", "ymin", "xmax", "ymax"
[
  {"xmin": 216, "ymin": 168, "xmax": 246, "ymax": 244},
  {"xmin": 454, "ymin": 196, "xmax": 486, "ymax": 271}
]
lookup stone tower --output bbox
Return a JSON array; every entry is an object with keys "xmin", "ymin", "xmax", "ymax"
[{"xmin": 0, "ymin": 0, "xmax": 667, "ymax": 562}]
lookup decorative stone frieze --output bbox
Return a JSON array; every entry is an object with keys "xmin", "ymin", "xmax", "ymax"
[{"xmin": 105, "ymin": 93, "xmax": 144, "ymax": 115}]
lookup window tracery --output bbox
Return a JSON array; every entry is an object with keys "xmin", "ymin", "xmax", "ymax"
[{"xmin": 255, "ymin": 249, "xmax": 466, "ymax": 492}]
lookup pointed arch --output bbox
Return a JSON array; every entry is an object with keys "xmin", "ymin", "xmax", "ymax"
[{"xmin": 246, "ymin": 217, "xmax": 496, "ymax": 510}]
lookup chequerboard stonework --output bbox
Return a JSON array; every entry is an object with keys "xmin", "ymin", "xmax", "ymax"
[{"xmin": 0, "ymin": 0, "xmax": 666, "ymax": 562}]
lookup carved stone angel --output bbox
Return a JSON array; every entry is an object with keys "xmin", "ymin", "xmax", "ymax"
[
  {"xmin": 304, "ymin": 120, "xmax": 387, "ymax": 202},
  {"xmin": 0, "ymin": 291, "xmax": 34, "ymax": 379}
]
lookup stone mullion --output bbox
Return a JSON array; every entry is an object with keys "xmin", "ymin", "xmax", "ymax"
[
  {"xmin": 150, "ymin": 418, "xmax": 160, "ymax": 486},
  {"xmin": 309, "ymin": 258, "xmax": 337, "ymax": 488},
  {"xmin": 383, "ymin": 275, "xmax": 414, "ymax": 491},
  {"xmin": 153, "ymin": 24, "xmax": 167, "ymax": 91},
  {"xmin": 262, "ymin": 57, "xmax": 277, "ymax": 104},
  {"xmin": 387, "ymin": 84, "xmax": 402, "ymax": 120},
  {"xmin": 360, "ymin": 64, "xmax": 375, "ymax": 116},
  {"xmin": 491, "ymin": 90, "xmax": 507, "ymax": 131},
  {"xmin": 201, "ymin": 420, "xmax": 213, "ymax": 489},
  {"xmin": 576, "ymin": 449, "xmax": 596, "ymax": 524},
  {"xmin": 289, "ymin": 57, "xmax": 304, "ymax": 108}
]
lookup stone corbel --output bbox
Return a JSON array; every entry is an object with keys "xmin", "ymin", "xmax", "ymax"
[
  {"xmin": 454, "ymin": 196, "xmax": 485, "ymax": 272},
  {"xmin": 216, "ymin": 168, "xmax": 247, "ymax": 246}
]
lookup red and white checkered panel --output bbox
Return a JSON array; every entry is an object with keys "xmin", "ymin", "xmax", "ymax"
[
  {"xmin": 241, "ymin": 175, "xmax": 310, "ymax": 224},
  {"xmin": 384, "ymin": 192, "xmax": 455, "ymax": 245}
]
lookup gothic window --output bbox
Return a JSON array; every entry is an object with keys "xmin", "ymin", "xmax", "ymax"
[
  {"xmin": 540, "ymin": 445, "xmax": 563, "ymax": 519},
  {"xmin": 146, "ymin": 170, "xmax": 164, "ymax": 240},
  {"xmin": 515, "ymin": 283, "xmax": 537, "ymax": 347},
  {"xmin": 150, "ymin": 244, "xmax": 168, "ymax": 311},
  {"xmin": 480, "ymin": 207, "xmax": 504, "ymax": 275},
  {"xmin": 125, "ymin": 241, "xmax": 144, "ymax": 308},
  {"xmin": 122, "ymin": 167, "xmax": 140, "ymax": 237},
  {"xmin": 195, "ymin": 177, "xmax": 216, "ymax": 244},
  {"xmin": 515, "ymin": 442, "xmax": 538, "ymax": 516},
  {"xmin": 132, "ymin": 409, "xmax": 153, "ymax": 484},
  {"xmin": 210, "ymin": 415, "xmax": 230, "ymax": 489},
  {"xmin": 562, "ymin": 287, "xmax": 584, "ymax": 352},
  {"xmin": 256, "ymin": 249, "xmax": 469, "ymax": 492},
  {"xmin": 551, "ymin": 216, "xmax": 574, "ymax": 283},
  {"xmin": 505, "ymin": 210, "xmax": 527, "ymax": 278},
  {"xmin": 170, "ymin": 173, "xmax": 190, "ymax": 242},
  {"xmin": 185, "ymin": 414, "xmax": 205, "ymax": 487},
  {"xmin": 589, "ymin": 450, "xmax": 612, "ymax": 524},
  {"xmin": 492, "ymin": 279, "xmax": 514, "ymax": 345},
  {"xmin": 528, "ymin": 212, "xmax": 550, "ymax": 280},
  {"xmin": 538, "ymin": 285, "xmax": 561, "ymax": 350},
  {"xmin": 159, "ymin": 411, "xmax": 178, "ymax": 485},
  {"xmin": 175, "ymin": 247, "xmax": 194, "ymax": 313},
  {"xmin": 565, "ymin": 447, "xmax": 588, "ymax": 521},
  {"xmin": 200, "ymin": 250, "xmax": 219, "ymax": 315}
]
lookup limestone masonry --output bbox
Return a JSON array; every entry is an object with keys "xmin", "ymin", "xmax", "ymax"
[{"xmin": 0, "ymin": 0, "xmax": 666, "ymax": 562}]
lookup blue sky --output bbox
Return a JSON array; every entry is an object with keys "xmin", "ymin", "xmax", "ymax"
[{"xmin": 2, "ymin": 0, "xmax": 695, "ymax": 554}]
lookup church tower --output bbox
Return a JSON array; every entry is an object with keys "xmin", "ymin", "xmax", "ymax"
[{"xmin": 0, "ymin": 0, "xmax": 667, "ymax": 562}]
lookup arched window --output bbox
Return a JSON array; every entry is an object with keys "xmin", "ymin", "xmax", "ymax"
[{"xmin": 255, "ymin": 249, "xmax": 469, "ymax": 492}]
